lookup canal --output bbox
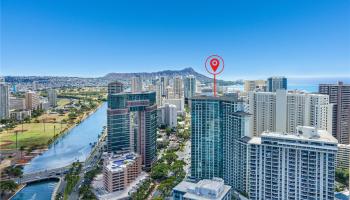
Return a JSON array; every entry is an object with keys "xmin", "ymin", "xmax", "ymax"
[{"xmin": 12, "ymin": 102, "xmax": 107, "ymax": 199}]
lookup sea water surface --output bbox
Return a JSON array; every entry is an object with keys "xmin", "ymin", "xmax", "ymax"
[{"xmin": 226, "ymin": 77, "xmax": 350, "ymax": 93}]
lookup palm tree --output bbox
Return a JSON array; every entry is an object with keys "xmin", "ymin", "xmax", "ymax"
[{"xmin": 0, "ymin": 180, "xmax": 18, "ymax": 196}]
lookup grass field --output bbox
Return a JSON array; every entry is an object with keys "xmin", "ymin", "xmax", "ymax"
[
  {"xmin": 57, "ymin": 98, "xmax": 71, "ymax": 107},
  {"xmin": 0, "ymin": 121, "xmax": 71, "ymax": 150},
  {"xmin": 36, "ymin": 112, "xmax": 67, "ymax": 123},
  {"xmin": 0, "ymin": 97, "xmax": 102, "ymax": 151},
  {"xmin": 0, "ymin": 102, "xmax": 71, "ymax": 150}
]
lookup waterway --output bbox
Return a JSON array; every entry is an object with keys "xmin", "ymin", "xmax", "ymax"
[
  {"xmin": 12, "ymin": 180, "xmax": 58, "ymax": 200},
  {"xmin": 12, "ymin": 102, "xmax": 107, "ymax": 199}
]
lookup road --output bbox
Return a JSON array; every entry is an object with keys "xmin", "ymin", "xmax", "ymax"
[
  {"xmin": 16, "ymin": 165, "xmax": 71, "ymax": 184},
  {"xmin": 176, "ymin": 140, "xmax": 191, "ymax": 176},
  {"xmin": 67, "ymin": 131, "xmax": 106, "ymax": 200}
]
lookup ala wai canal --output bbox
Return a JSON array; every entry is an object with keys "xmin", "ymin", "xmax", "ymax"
[{"xmin": 12, "ymin": 103, "xmax": 107, "ymax": 199}]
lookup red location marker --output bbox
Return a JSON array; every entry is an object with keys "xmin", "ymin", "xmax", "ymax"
[
  {"xmin": 210, "ymin": 58, "xmax": 220, "ymax": 72},
  {"xmin": 205, "ymin": 55, "xmax": 224, "ymax": 97}
]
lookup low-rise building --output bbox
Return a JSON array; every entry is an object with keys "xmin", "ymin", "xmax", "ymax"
[
  {"xmin": 172, "ymin": 178, "xmax": 232, "ymax": 200},
  {"xmin": 103, "ymin": 153, "xmax": 142, "ymax": 193},
  {"xmin": 10, "ymin": 110, "xmax": 31, "ymax": 121}
]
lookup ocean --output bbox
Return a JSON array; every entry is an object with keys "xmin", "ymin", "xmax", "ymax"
[{"xmin": 288, "ymin": 77, "xmax": 350, "ymax": 93}]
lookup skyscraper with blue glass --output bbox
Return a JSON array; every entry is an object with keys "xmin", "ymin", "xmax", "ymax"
[
  {"xmin": 107, "ymin": 81, "xmax": 157, "ymax": 170},
  {"xmin": 267, "ymin": 76, "xmax": 287, "ymax": 92},
  {"xmin": 190, "ymin": 96, "xmax": 251, "ymax": 194}
]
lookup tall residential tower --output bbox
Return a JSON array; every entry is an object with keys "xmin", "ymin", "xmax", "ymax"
[
  {"xmin": 0, "ymin": 83, "xmax": 10, "ymax": 119},
  {"xmin": 47, "ymin": 88, "xmax": 57, "ymax": 107},
  {"xmin": 173, "ymin": 76, "xmax": 183, "ymax": 99},
  {"xmin": 131, "ymin": 76, "xmax": 143, "ymax": 93},
  {"xmin": 267, "ymin": 76, "xmax": 287, "ymax": 92},
  {"xmin": 248, "ymin": 126, "xmax": 338, "ymax": 200},
  {"xmin": 184, "ymin": 75, "xmax": 196, "ymax": 100},
  {"xmin": 107, "ymin": 81, "xmax": 157, "ymax": 170},
  {"xmin": 248, "ymin": 90, "xmax": 332, "ymax": 136},
  {"xmin": 319, "ymin": 81, "xmax": 350, "ymax": 144},
  {"xmin": 190, "ymin": 96, "xmax": 250, "ymax": 193}
]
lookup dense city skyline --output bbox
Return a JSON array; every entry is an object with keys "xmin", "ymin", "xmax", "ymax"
[
  {"xmin": 2, "ymin": 0, "xmax": 350, "ymax": 79},
  {"xmin": 1, "ymin": 1, "xmax": 349, "ymax": 199}
]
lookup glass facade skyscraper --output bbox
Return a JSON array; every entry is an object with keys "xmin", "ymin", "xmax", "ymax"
[
  {"xmin": 267, "ymin": 76, "xmax": 287, "ymax": 92},
  {"xmin": 107, "ymin": 81, "xmax": 157, "ymax": 170},
  {"xmin": 184, "ymin": 75, "xmax": 196, "ymax": 99},
  {"xmin": 191, "ymin": 96, "xmax": 223, "ymax": 179},
  {"xmin": 190, "ymin": 96, "xmax": 250, "ymax": 194}
]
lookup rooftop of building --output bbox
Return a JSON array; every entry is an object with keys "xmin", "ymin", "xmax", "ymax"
[
  {"xmin": 191, "ymin": 95, "xmax": 243, "ymax": 102},
  {"xmin": 108, "ymin": 81, "xmax": 123, "ymax": 85},
  {"xmin": 249, "ymin": 126, "xmax": 338, "ymax": 145},
  {"xmin": 320, "ymin": 81, "xmax": 349, "ymax": 86},
  {"xmin": 249, "ymin": 90, "xmax": 329, "ymax": 96},
  {"xmin": 238, "ymin": 136, "xmax": 252, "ymax": 143},
  {"xmin": 338, "ymin": 144, "xmax": 350, "ymax": 148},
  {"xmin": 93, "ymin": 172, "xmax": 149, "ymax": 200},
  {"xmin": 110, "ymin": 90, "xmax": 156, "ymax": 95},
  {"xmin": 104, "ymin": 153, "xmax": 139, "ymax": 172},
  {"xmin": 231, "ymin": 111, "xmax": 251, "ymax": 116},
  {"xmin": 268, "ymin": 76, "xmax": 286, "ymax": 79},
  {"xmin": 173, "ymin": 178, "xmax": 231, "ymax": 200}
]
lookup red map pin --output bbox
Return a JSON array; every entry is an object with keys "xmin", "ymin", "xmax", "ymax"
[
  {"xmin": 205, "ymin": 55, "xmax": 224, "ymax": 97},
  {"xmin": 210, "ymin": 58, "xmax": 220, "ymax": 72}
]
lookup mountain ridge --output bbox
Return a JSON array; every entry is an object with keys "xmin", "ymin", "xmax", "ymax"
[{"xmin": 103, "ymin": 67, "xmax": 239, "ymax": 85}]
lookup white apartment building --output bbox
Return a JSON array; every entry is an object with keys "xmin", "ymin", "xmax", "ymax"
[
  {"xmin": 248, "ymin": 90, "xmax": 332, "ymax": 136},
  {"xmin": 173, "ymin": 178, "xmax": 232, "ymax": 200},
  {"xmin": 248, "ymin": 126, "xmax": 338, "ymax": 200},
  {"xmin": 163, "ymin": 98, "xmax": 185, "ymax": 114},
  {"xmin": 32, "ymin": 81, "xmax": 39, "ymax": 91},
  {"xmin": 0, "ymin": 83, "xmax": 10, "ymax": 119},
  {"xmin": 159, "ymin": 103, "xmax": 177, "ymax": 128},
  {"xmin": 10, "ymin": 110, "xmax": 31, "ymax": 121}
]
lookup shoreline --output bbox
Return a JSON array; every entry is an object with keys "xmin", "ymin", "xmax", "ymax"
[
  {"xmin": 46, "ymin": 102, "xmax": 104, "ymax": 145},
  {"xmin": 0, "ymin": 102, "xmax": 105, "ymax": 168},
  {"xmin": 51, "ymin": 177, "xmax": 62, "ymax": 200},
  {"xmin": 26, "ymin": 102, "xmax": 104, "ymax": 166},
  {"xmin": 8, "ymin": 184, "xmax": 26, "ymax": 200},
  {"xmin": 5, "ymin": 102, "xmax": 105, "ymax": 199}
]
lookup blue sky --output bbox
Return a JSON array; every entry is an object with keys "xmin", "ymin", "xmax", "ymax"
[{"xmin": 1, "ymin": 0, "xmax": 350, "ymax": 80}]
